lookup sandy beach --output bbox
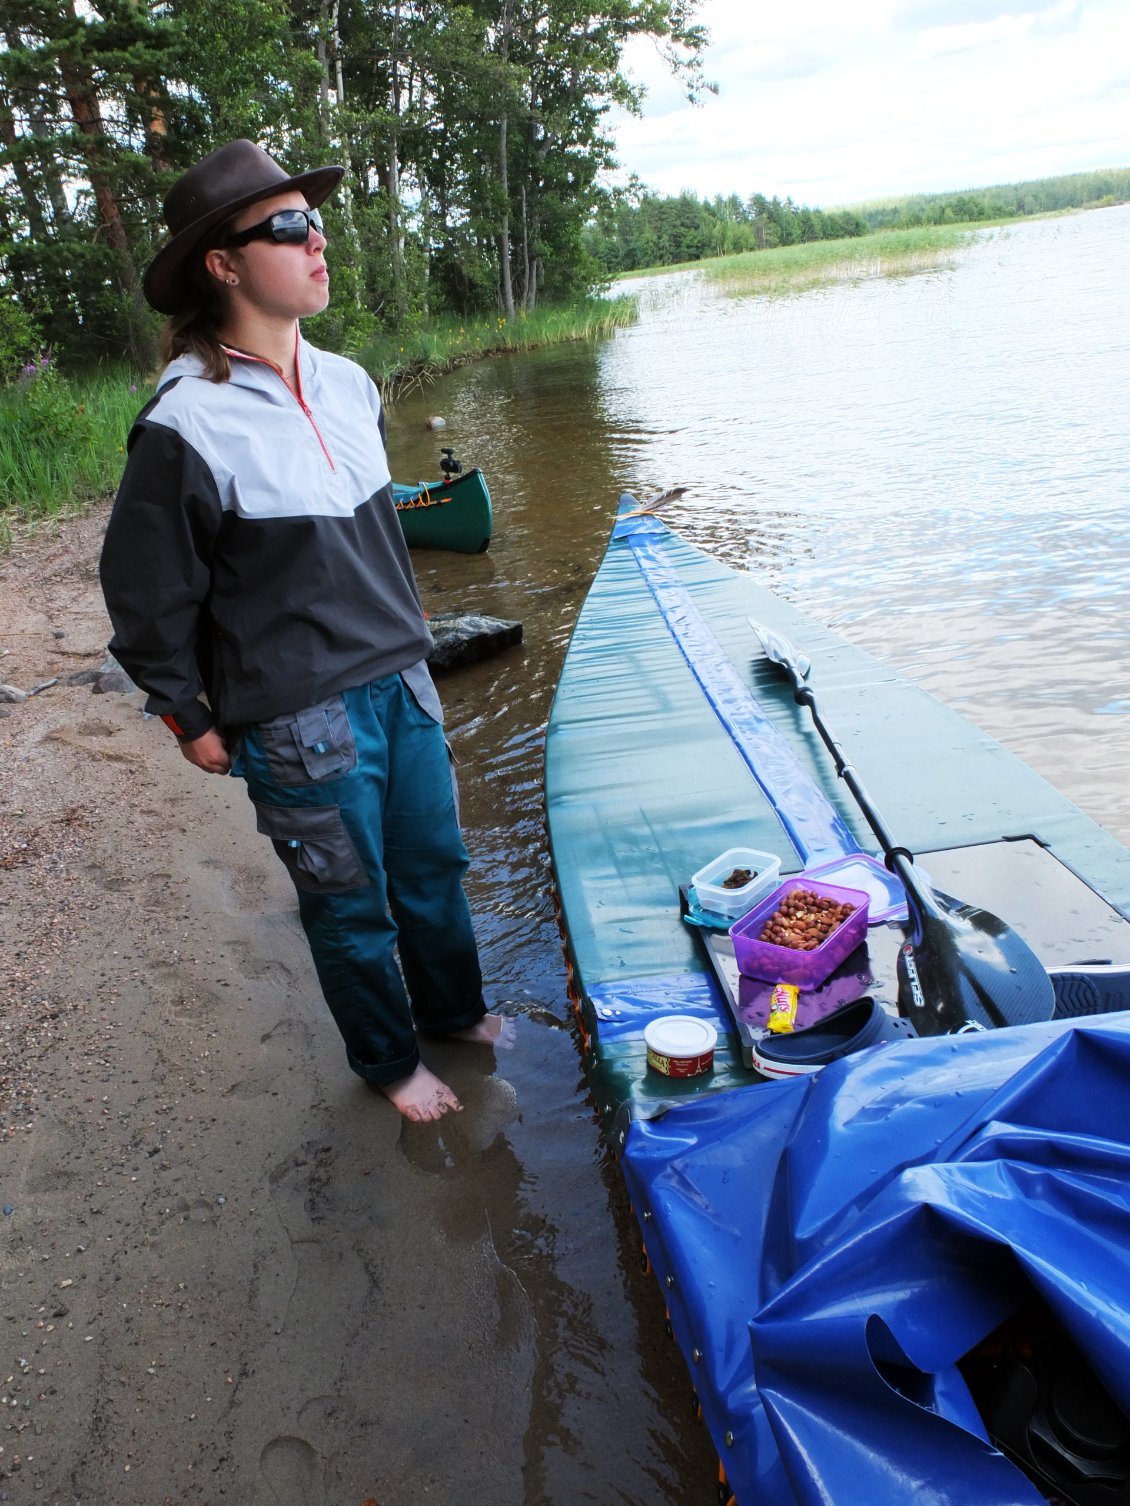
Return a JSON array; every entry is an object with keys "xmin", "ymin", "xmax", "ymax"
[{"xmin": 0, "ymin": 506, "xmax": 573, "ymax": 1505}]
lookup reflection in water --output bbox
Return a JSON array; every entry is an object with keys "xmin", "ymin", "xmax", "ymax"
[
  {"xmin": 398, "ymin": 1028, "xmax": 707, "ymax": 1504},
  {"xmin": 377, "ymin": 204, "xmax": 1129, "ymax": 1503}
]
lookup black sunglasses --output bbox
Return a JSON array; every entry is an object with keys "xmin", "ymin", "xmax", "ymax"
[{"xmin": 224, "ymin": 207, "xmax": 325, "ymax": 248}]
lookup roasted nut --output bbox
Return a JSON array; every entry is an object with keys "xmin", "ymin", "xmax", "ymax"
[{"xmin": 757, "ymin": 888, "xmax": 855, "ymax": 950}]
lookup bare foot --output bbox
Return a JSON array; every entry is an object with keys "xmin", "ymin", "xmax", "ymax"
[
  {"xmin": 449, "ymin": 1013, "xmax": 517, "ymax": 1050},
  {"xmin": 378, "ymin": 1063, "xmax": 463, "ymax": 1122}
]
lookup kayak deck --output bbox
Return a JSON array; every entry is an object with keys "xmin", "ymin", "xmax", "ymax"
[
  {"xmin": 548, "ymin": 510, "xmax": 1129, "ymax": 962},
  {"xmin": 546, "ymin": 504, "xmax": 1130, "ymax": 1123},
  {"xmin": 544, "ymin": 501, "xmax": 1130, "ymax": 1505}
]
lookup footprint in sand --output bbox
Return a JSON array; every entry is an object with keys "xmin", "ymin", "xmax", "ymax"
[
  {"xmin": 260, "ymin": 1434, "xmax": 325, "ymax": 1505},
  {"xmin": 222, "ymin": 1015, "xmax": 315, "ymax": 1099}
]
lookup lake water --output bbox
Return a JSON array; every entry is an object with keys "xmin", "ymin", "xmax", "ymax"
[{"xmin": 382, "ymin": 206, "xmax": 1130, "ymax": 1503}]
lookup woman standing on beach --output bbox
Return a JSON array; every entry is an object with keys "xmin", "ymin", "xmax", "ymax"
[{"xmin": 100, "ymin": 139, "xmax": 506, "ymax": 1121}]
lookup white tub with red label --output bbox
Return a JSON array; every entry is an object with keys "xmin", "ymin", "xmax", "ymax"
[{"xmin": 643, "ymin": 1016, "xmax": 718, "ymax": 1077}]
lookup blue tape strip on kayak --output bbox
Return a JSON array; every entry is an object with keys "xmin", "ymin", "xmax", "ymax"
[
  {"xmin": 620, "ymin": 523, "xmax": 857, "ymax": 865},
  {"xmin": 585, "ymin": 973, "xmax": 730, "ymax": 1041}
]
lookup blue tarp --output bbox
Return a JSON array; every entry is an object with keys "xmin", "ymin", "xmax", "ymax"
[{"xmin": 622, "ymin": 1014, "xmax": 1130, "ymax": 1505}]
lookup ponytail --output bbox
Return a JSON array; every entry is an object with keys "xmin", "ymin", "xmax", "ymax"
[{"xmin": 157, "ymin": 250, "xmax": 233, "ymax": 382}]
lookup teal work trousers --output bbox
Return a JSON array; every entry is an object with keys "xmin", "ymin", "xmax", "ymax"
[{"xmin": 237, "ymin": 673, "xmax": 485, "ymax": 1084}]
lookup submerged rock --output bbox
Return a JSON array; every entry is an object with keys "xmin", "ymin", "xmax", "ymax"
[{"xmin": 426, "ymin": 612, "xmax": 522, "ymax": 672}]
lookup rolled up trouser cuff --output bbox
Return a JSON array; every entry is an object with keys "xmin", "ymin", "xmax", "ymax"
[
  {"xmin": 348, "ymin": 1041, "xmax": 421, "ymax": 1087},
  {"xmin": 417, "ymin": 999, "xmax": 488, "ymax": 1038}
]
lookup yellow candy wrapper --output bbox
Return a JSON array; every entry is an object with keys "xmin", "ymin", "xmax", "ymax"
[{"xmin": 767, "ymin": 982, "xmax": 799, "ymax": 1034}]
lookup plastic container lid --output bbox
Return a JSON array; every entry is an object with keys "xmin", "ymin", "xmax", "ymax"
[
  {"xmin": 800, "ymin": 854, "xmax": 909, "ymax": 925},
  {"xmin": 643, "ymin": 1016, "xmax": 718, "ymax": 1058}
]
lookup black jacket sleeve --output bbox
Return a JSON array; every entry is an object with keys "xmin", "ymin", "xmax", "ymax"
[{"xmin": 99, "ymin": 419, "xmax": 223, "ymax": 741}]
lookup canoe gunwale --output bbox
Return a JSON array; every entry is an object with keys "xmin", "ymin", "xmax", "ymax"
[{"xmin": 392, "ymin": 466, "xmax": 492, "ymax": 553}]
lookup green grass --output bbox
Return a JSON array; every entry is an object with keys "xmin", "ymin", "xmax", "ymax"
[
  {"xmin": 611, "ymin": 259, "xmax": 697, "ymax": 281},
  {"xmin": 0, "ymin": 365, "xmax": 147, "ymax": 542},
  {"xmin": 359, "ymin": 296, "xmax": 637, "ymax": 399}
]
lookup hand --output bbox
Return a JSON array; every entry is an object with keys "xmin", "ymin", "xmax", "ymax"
[{"xmin": 178, "ymin": 727, "xmax": 232, "ymax": 775}]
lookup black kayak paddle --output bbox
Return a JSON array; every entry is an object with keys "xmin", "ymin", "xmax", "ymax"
[{"xmin": 749, "ymin": 618, "xmax": 1055, "ymax": 1035}]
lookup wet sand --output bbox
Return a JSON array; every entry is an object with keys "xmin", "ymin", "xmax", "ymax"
[{"xmin": 0, "ymin": 507, "xmax": 715, "ymax": 1504}]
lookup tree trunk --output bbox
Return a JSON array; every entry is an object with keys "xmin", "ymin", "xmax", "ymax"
[
  {"xmin": 496, "ymin": 0, "xmax": 514, "ymax": 319},
  {"xmin": 332, "ymin": 0, "xmax": 346, "ymax": 112},
  {"xmin": 123, "ymin": 0, "xmax": 170, "ymax": 171},
  {"xmin": 417, "ymin": 182, "xmax": 432, "ymax": 317},
  {"xmin": 316, "ymin": 0, "xmax": 332, "ymax": 141},
  {"xmin": 0, "ymin": 86, "xmax": 50, "ymax": 242},
  {"xmin": 29, "ymin": 106, "xmax": 73, "ymax": 226},
  {"xmin": 520, "ymin": 181, "xmax": 533, "ymax": 311},
  {"xmin": 386, "ymin": 133, "xmax": 407, "ymax": 321},
  {"xmin": 60, "ymin": 67, "xmax": 131, "ymax": 261},
  {"xmin": 57, "ymin": 9, "xmax": 154, "ymax": 368},
  {"xmin": 497, "ymin": 103, "xmax": 514, "ymax": 318},
  {"xmin": 2, "ymin": 23, "xmax": 70, "ymax": 233},
  {"xmin": 386, "ymin": 0, "xmax": 408, "ymax": 321},
  {"xmin": 318, "ymin": 0, "xmax": 362, "ymax": 309}
]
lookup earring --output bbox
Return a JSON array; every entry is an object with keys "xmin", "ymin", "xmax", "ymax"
[{"xmin": 228, "ymin": 277, "xmax": 238, "ymax": 286}]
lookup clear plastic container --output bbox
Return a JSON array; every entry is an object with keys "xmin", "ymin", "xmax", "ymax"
[
  {"xmin": 691, "ymin": 847, "xmax": 782, "ymax": 920},
  {"xmin": 730, "ymin": 877, "xmax": 870, "ymax": 987}
]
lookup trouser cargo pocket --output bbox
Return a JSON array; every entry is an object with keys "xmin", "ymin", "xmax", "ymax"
[
  {"xmin": 255, "ymin": 695, "xmax": 357, "ymax": 785},
  {"xmin": 254, "ymin": 801, "xmax": 370, "ymax": 893}
]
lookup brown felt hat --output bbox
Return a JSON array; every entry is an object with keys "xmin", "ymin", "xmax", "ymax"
[{"xmin": 143, "ymin": 139, "xmax": 344, "ymax": 315}]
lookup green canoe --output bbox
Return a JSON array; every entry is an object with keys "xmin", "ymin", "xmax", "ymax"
[{"xmin": 392, "ymin": 467, "xmax": 492, "ymax": 554}]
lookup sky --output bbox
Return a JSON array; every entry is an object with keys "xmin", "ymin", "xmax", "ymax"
[{"xmin": 609, "ymin": 0, "xmax": 1130, "ymax": 208}]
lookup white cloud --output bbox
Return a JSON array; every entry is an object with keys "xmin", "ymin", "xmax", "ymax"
[
  {"xmin": 609, "ymin": 0, "xmax": 1129, "ymax": 206},
  {"xmin": 917, "ymin": 0, "xmax": 1080, "ymax": 55}
]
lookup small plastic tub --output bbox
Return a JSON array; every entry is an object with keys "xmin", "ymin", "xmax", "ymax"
[
  {"xmin": 730, "ymin": 878, "xmax": 870, "ymax": 988},
  {"xmin": 643, "ymin": 1016, "xmax": 718, "ymax": 1077},
  {"xmin": 691, "ymin": 847, "xmax": 781, "ymax": 920}
]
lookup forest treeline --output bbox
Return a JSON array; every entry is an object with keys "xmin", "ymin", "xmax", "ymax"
[
  {"xmin": 0, "ymin": 0, "xmax": 706, "ymax": 375},
  {"xmin": 3, "ymin": 0, "xmax": 1128, "ymax": 380},
  {"xmin": 585, "ymin": 166, "xmax": 1130, "ymax": 274}
]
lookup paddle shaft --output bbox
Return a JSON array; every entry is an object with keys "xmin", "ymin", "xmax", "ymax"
[
  {"xmin": 790, "ymin": 684, "xmax": 942, "ymax": 915},
  {"xmin": 753, "ymin": 617, "xmax": 1055, "ymax": 1032}
]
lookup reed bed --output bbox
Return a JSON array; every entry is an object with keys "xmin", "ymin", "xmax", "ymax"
[
  {"xmin": 703, "ymin": 226, "xmax": 981, "ymax": 297},
  {"xmin": 360, "ymin": 296, "xmax": 636, "ymax": 399}
]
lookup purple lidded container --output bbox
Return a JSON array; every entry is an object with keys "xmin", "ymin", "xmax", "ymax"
[{"xmin": 730, "ymin": 877, "xmax": 870, "ymax": 988}]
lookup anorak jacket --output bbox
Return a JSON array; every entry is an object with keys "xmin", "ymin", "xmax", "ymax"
[{"xmin": 100, "ymin": 337, "xmax": 432, "ymax": 741}]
